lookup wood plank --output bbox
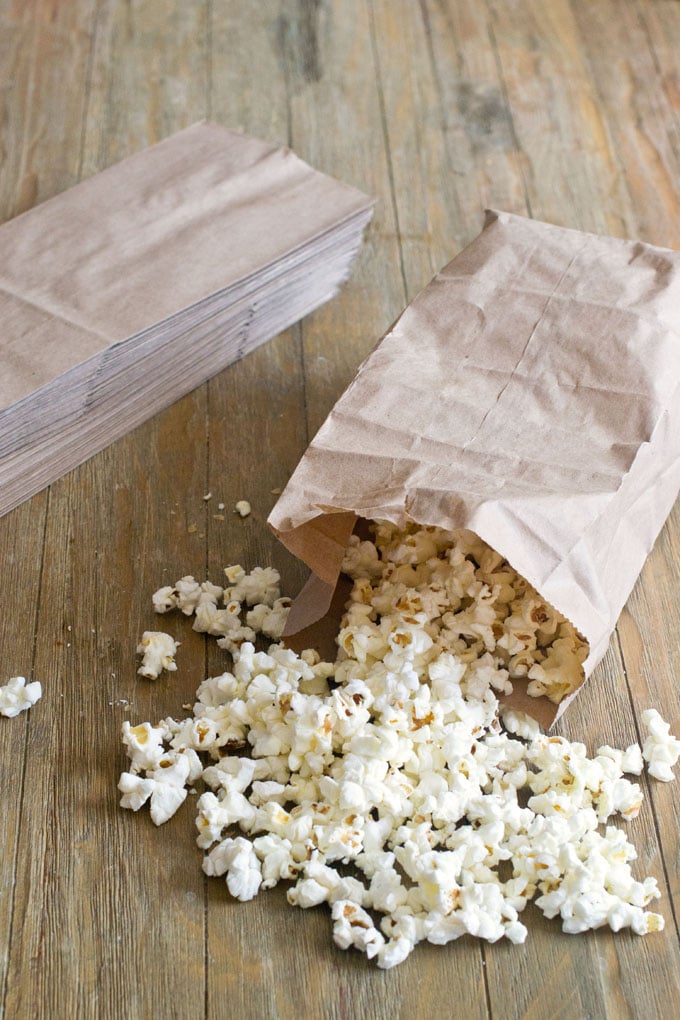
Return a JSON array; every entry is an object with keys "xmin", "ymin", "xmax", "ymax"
[
  {"xmin": 635, "ymin": 0, "xmax": 680, "ymax": 167},
  {"xmin": 206, "ymin": 5, "xmax": 310, "ymax": 1018},
  {"xmin": 287, "ymin": 0, "xmax": 483, "ymax": 1010},
  {"xmin": 567, "ymin": 0, "xmax": 680, "ymax": 962},
  {"xmin": 204, "ymin": 2, "xmax": 423, "ymax": 1015},
  {"xmin": 565, "ymin": 0, "xmax": 680, "ymax": 247},
  {"xmin": 618, "ymin": 507, "xmax": 680, "ymax": 922},
  {"xmin": 0, "ymin": 0, "xmax": 96, "ymax": 1011},
  {"xmin": 372, "ymin": 0, "xmax": 530, "ymax": 297},
  {"xmin": 485, "ymin": 0, "xmax": 632, "ymax": 236},
  {"xmin": 289, "ymin": 0, "xmax": 407, "ymax": 434},
  {"xmin": 481, "ymin": 1, "xmax": 680, "ymax": 1014},
  {"xmin": 361, "ymin": 4, "xmax": 678, "ymax": 1009},
  {"xmin": 204, "ymin": 2, "xmax": 487, "ymax": 1017},
  {"xmin": 0, "ymin": 0, "xmax": 97, "ymax": 216},
  {"xmin": 0, "ymin": 495, "xmax": 47, "ymax": 1009},
  {"xmin": 3, "ymin": 1, "xmax": 211, "ymax": 1017}
]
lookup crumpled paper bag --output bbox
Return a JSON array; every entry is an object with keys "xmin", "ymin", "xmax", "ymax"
[{"xmin": 268, "ymin": 210, "xmax": 680, "ymax": 723}]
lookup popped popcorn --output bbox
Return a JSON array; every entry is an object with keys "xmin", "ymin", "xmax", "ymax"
[
  {"xmin": 0, "ymin": 675, "xmax": 42, "ymax": 718},
  {"xmin": 229, "ymin": 566, "xmax": 281, "ymax": 607},
  {"xmin": 119, "ymin": 521, "xmax": 675, "ymax": 968},
  {"xmin": 152, "ymin": 585, "xmax": 178, "ymax": 614},
  {"xmin": 641, "ymin": 709, "xmax": 680, "ymax": 782},
  {"xmin": 175, "ymin": 576, "xmax": 203, "ymax": 615},
  {"xmin": 136, "ymin": 631, "xmax": 180, "ymax": 679},
  {"xmin": 118, "ymin": 747, "xmax": 202, "ymax": 825},
  {"xmin": 235, "ymin": 500, "xmax": 252, "ymax": 518}
]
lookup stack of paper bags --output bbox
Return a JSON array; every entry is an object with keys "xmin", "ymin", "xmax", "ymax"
[{"xmin": 0, "ymin": 122, "xmax": 373, "ymax": 518}]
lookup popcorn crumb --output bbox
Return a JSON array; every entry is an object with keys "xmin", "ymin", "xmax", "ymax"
[
  {"xmin": 0, "ymin": 676, "xmax": 42, "ymax": 718},
  {"xmin": 235, "ymin": 500, "xmax": 252, "ymax": 518},
  {"xmin": 203, "ymin": 493, "xmax": 212, "ymax": 501},
  {"xmin": 187, "ymin": 524, "xmax": 198, "ymax": 534},
  {"xmin": 136, "ymin": 632, "xmax": 179, "ymax": 679},
  {"xmin": 218, "ymin": 502, "xmax": 225, "ymax": 510}
]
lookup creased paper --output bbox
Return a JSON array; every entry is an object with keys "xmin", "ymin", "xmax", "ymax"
[{"xmin": 269, "ymin": 210, "xmax": 680, "ymax": 722}]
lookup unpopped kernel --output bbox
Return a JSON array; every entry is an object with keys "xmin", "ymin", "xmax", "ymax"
[{"xmin": 119, "ymin": 523, "xmax": 674, "ymax": 968}]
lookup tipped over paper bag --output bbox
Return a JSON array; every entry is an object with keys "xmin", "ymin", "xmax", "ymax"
[{"xmin": 268, "ymin": 210, "xmax": 680, "ymax": 724}]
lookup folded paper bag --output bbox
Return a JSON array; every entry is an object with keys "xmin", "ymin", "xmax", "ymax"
[
  {"xmin": 0, "ymin": 122, "xmax": 374, "ymax": 519},
  {"xmin": 268, "ymin": 210, "xmax": 680, "ymax": 723}
]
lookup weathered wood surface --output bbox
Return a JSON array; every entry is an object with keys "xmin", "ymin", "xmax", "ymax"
[{"xmin": 1, "ymin": 1, "xmax": 679, "ymax": 1017}]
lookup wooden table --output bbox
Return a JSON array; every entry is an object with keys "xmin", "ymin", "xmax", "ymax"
[{"xmin": 1, "ymin": 2, "xmax": 679, "ymax": 1017}]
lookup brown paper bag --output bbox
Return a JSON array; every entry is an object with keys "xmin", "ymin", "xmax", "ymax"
[
  {"xmin": 268, "ymin": 210, "xmax": 680, "ymax": 723},
  {"xmin": 0, "ymin": 122, "xmax": 373, "ymax": 517}
]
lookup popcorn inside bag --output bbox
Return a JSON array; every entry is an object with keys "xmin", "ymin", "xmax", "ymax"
[{"xmin": 118, "ymin": 521, "xmax": 679, "ymax": 969}]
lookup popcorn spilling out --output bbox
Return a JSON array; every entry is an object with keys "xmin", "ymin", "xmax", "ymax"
[
  {"xmin": 136, "ymin": 631, "xmax": 180, "ymax": 680},
  {"xmin": 0, "ymin": 675, "xmax": 42, "ymax": 718},
  {"xmin": 119, "ymin": 523, "xmax": 677, "ymax": 968}
]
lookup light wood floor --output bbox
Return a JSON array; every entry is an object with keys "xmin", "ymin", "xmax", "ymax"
[{"xmin": 1, "ymin": 2, "xmax": 679, "ymax": 1017}]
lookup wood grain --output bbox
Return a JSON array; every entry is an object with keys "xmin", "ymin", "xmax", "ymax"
[{"xmin": 1, "ymin": 1, "xmax": 679, "ymax": 1017}]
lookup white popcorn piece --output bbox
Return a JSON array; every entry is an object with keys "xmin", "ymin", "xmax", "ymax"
[
  {"xmin": 117, "ymin": 748, "xmax": 196, "ymax": 826},
  {"xmin": 152, "ymin": 747, "xmax": 203, "ymax": 785},
  {"xmin": 216, "ymin": 626, "xmax": 257, "ymax": 655},
  {"xmin": 136, "ymin": 631, "xmax": 179, "ymax": 679},
  {"xmin": 641, "ymin": 708, "xmax": 680, "ymax": 782},
  {"xmin": 253, "ymin": 834, "xmax": 300, "ymax": 888},
  {"xmin": 376, "ymin": 935, "xmax": 414, "ymax": 969},
  {"xmin": 0, "ymin": 676, "xmax": 42, "ymax": 718},
  {"xmin": 193, "ymin": 600, "xmax": 242, "ymax": 637},
  {"xmin": 288, "ymin": 877, "xmax": 332, "ymax": 909},
  {"xmin": 122, "ymin": 720, "xmax": 167, "ymax": 771},
  {"xmin": 246, "ymin": 598, "xmax": 291, "ymax": 639},
  {"xmin": 204, "ymin": 836, "xmax": 262, "ymax": 901},
  {"xmin": 118, "ymin": 772, "xmax": 156, "ymax": 813},
  {"xmin": 175, "ymin": 575, "xmax": 203, "ymax": 615},
  {"xmin": 152, "ymin": 585, "xmax": 178, "ymax": 614},
  {"xmin": 331, "ymin": 900, "xmax": 385, "ymax": 956},
  {"xmin": 199, "ymin": 580, "xmax": 225, "ymax": 605},
  {"xmin": 148, "ymin": 782, "xmax": 188, "ymax": 826},
  {"xmin": 234, "ymin": 500, "xmax": 252, "ymax": 518},
  {"xmin": 500, "ymin": 707, "xmax": 541, "ymax": 742},
  {"xmin": 146, "ymin": 749, "xmax": 202, "ymax": 824},
  {"xmin": 229, "ymin": 567, "xmax": 281, "ymax": 608},
  {"xmin": 224, "ymin": 564, "xmax": 246, "ymax": 585},
  {"xmin": 621, "ymin": 743, "xmax": 644, "ymax": 776},
  {"xmin": 195, "ymin": 791, "xmax": 230, "ymax": 845}
]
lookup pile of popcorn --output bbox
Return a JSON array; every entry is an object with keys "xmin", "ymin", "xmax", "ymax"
[{"xmin": 118, "ymin": 522, "xmax": 680, "ymax": 969}]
